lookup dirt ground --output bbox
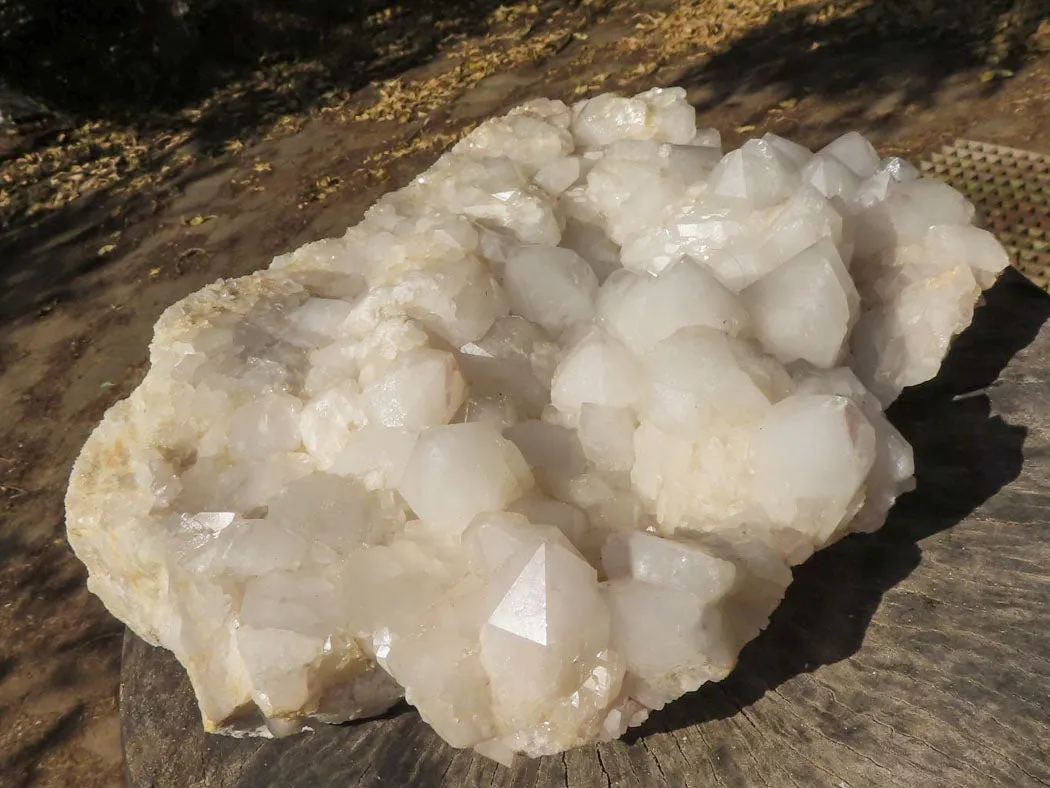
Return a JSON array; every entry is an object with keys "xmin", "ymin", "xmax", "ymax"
[{"xmin": 1, "ymin": 1, "xmax": 1048, "ymax": 786}]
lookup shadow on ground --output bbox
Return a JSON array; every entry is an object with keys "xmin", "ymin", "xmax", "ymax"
[
  {"xmin": 0, "ymin": 534, "xmax": 124, "ymax": 785},
  {"xmin": 0, "ymin": 0, "xmax": 505, "ymax": 137},
  {"xmin": 678, "ymin": 0, "xmax": 1048, "ymax": 144},
  {"xmin": 639, "ymin": 267, "xmax": 1050, "ymax": 736}
]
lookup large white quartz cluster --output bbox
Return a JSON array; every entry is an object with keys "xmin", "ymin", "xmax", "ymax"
[{"xmin": 66, "ymin": 87, "xmax": 1008, "ymax": 763}]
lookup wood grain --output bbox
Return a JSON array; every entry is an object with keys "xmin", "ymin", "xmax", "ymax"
[{"xmin": 121, "ymin": 269, "xmax": 1050, "ymax": 788}]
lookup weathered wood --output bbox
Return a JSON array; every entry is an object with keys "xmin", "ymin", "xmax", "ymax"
[{"xmin": 120, "ymin": 268, "xmax": 1050, "ymax": 788}]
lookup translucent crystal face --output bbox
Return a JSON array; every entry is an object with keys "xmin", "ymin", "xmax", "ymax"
[{"xmin": 66, "ymin": 86, "xmax": 1006, "ymax": 763}]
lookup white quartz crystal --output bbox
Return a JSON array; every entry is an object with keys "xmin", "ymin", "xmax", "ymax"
[{"xmin": 66, "ymin": 87, "xmax": 1008, "ymax": 762}]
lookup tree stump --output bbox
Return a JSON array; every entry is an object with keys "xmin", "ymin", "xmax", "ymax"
[{"xmin": 120, "ymin": 269, "xmax": 1050, "ymax": 787}]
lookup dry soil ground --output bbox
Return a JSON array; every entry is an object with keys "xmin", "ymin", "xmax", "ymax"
[{"xmin": 1, "ymin": 1, "xmax": 1048, "ymax": 785}]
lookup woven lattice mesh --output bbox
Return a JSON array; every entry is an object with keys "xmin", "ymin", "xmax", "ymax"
[{"xmin": 921, "ymin": 140, "xmax": 1050, "ymax": 291}]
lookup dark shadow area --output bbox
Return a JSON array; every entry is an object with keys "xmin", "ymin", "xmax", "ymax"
[
  {"xmin": 640, "ymin": 267, "xmax": 1050, "ymax": 736},
  {"xmin": 0, "ymin": 0, "xmax": 506, "ymax": 134},
  {"xmin": 47, "ymin": 636, "xmax": 122, "ymax": 690},
  {"xmin": 0, "ymin": 702, "xmax": 85, "ymax": 787},
  {"xmin": 0, "ymin": 154, "xmax": 229, "ymax": 328},
  {"xmin": 0, "ymin": 531, "xmax": 24, "ymax": 572},
  {"xmin": 679, "ymin": 0, "xmax": 1048, "ymax": 144},
  {"xmin": 0, "ymin": 536, "xmax": 91, "ymax": 614}
]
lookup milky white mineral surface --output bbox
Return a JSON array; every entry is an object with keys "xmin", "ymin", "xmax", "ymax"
[{"xmin": 66, "ymin": 87, "xmax": 1009, "ymax": 763}]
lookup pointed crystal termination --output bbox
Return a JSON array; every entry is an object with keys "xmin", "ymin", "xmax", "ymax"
[
  {"xmin": 65, "ymin": 86, "xmax": 1008, "ymax": 762},
  {"xmin": 488, "ymin": 544, "xmax": 553, "ymax": 645}
]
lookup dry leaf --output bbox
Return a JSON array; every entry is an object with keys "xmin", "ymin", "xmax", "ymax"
[
  {"xmin": 183, "ymin": 214, "xmax": 218, "ymax": 227},
  {"xmin": 980, "ymin": 69, "xmax": 1014, "ymax": 83},
  {"xmin": 97, "ymin": 244, "xmax": 116, "ymax": 256}
]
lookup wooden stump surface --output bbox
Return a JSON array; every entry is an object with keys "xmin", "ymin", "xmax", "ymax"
[{"xmin": 120, "ymin": 269, "xmax": 1050, "ymax": 788}]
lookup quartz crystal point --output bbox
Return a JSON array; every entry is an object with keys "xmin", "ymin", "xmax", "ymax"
[{"xmin": 66, "ymin": 87, "xmax": 1009, "ymax": 762}]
